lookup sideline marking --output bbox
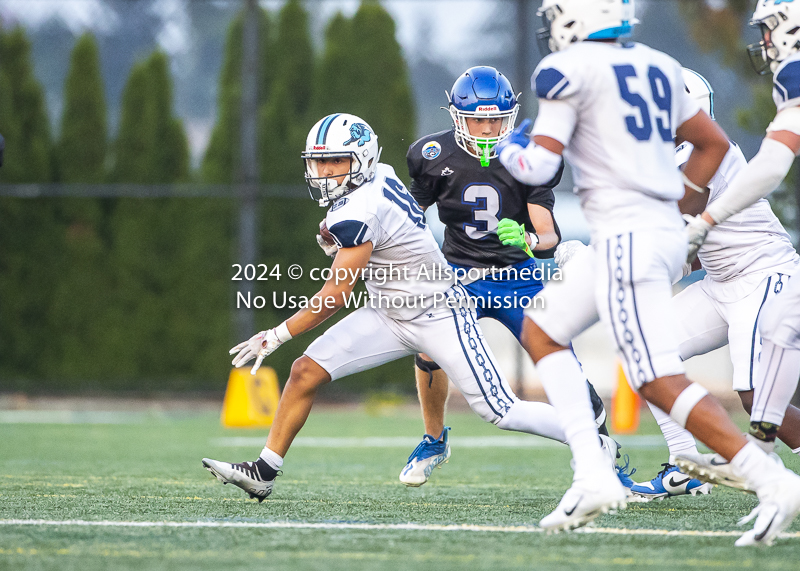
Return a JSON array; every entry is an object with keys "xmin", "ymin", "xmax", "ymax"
[
  {"xmin": 210, "ymin": 435, "xmax": 665, "ymax": 449},
  {"xmin": 1, "ymin": 519, "xmax": 798, "ymax": 539}
]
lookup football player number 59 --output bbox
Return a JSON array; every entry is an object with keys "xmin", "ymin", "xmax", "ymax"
[{"xmin": 613, "ymin": 64, "xmax": 672, "ymax": 143}]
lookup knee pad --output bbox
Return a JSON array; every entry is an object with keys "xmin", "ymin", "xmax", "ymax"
[
  {"xmin": 415, "ymin": 353, "xmax": 441, "ymax": 388},
  {"xmin": 669, "ymin": 383, "xmax": 709, "ymax": 428}
]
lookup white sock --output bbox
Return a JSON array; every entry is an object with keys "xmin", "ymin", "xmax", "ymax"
[
  {"xmin": 536, "ymin": 350, "xmax": 606, "ymax": 480},
  {"xmin": 731, "ymin": 441, "xmax": 780, "ymax": 491},
  {"xmin": 496, "ymin": 400, "xmax": 567, "ymax": 443},
  {"xmin": 647, "ymin": 401, "xmax": 698, "ymax": 459},
  {"xmin": 751, "ymin": 341, "xmax": 800, "ymax": 426},
  {"xmin": 260, "ymin": 446, "xmax": 284, "ymax": 470},
  {"xmin": 793, "ymin": 446, "xmax": 800, "ymax": 458}
]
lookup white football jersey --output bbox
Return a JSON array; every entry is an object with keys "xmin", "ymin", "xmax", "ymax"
[
  {"xmin": 325, "ymin": 163, "xmax": 454, "ymax": 320},
  {"xmin": 675, "ymin": 142, "xmax": 799, "ymax": 283},
  {"xmin": 772, "ymin": 52, "xmax": 800, "ymax": 113},
  {"xmin": 532, "ymin": 42, "xmax": 701, "ymax": 240}
]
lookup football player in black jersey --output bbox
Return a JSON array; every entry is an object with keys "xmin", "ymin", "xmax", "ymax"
[{"xmin": 399, "ymin": 66, "xmax": 616, "ymax": 487}]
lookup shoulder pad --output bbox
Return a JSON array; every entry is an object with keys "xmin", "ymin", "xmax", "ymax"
[
  {"xmin": 533, "ymin": 53, "xmax": 577, "ymax": 101},
  {"xmin": 407, "ymin": 130, "xmax": 458, "ymax": 171}
]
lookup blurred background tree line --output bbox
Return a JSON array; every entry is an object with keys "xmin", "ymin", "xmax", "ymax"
[{"xmin": 0, "ymin": 0, "xmax": 416, "ymax": 393}]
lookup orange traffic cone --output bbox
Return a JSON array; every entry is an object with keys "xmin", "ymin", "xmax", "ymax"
[{"xmin": 612, "ymin": 363, "xmax": 640, "ymax": 434}]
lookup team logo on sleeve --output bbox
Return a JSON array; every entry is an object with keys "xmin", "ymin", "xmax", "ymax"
[
  {"xmin": 343, "ymin": 123, "xmax": 372, "ymax": 147},
  {"xmin": 422, "ymin": 141, "xmax": 441, "ymax": 160}
]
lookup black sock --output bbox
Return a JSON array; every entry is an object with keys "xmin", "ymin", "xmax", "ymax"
[{"xmin": 254, "ymin": 457, "xmax": 279, "ymax": 480}]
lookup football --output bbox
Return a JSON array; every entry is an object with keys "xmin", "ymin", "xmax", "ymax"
[{"xmin": 319, "ymin": 219, "xmax": 335, "ymax": 245}]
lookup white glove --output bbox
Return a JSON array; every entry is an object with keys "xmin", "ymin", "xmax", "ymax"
[
  {"xmin": 316, "ymin": 234, "xmax": 338, "ymax": 257},
  {"xmin": 684, "ymin": 214, "xmax": 712, "ymax": 263},
  {"xmin": 230, "ymin": 323, "xmax": 292, "ymax": 375},
  {"xmin": 554, "ymin": 240, "xmax": 588, "ymax": 268},
  {"xmin": 681, "ymin": 262, "xmax": 693, "ymax": 278}
]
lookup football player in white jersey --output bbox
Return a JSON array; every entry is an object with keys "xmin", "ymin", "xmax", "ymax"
[
  {"xmin": 682, "ymin": 0, "xmax": 800, "ymax": 533},
  {"xmin": 556, "ymin": 69, "xmax": 800, "ymax": 500},
  {"xmin": 201, "ymin": 113, "xmax": 619, "ymax": 501},
  {"xmin": 494, "ymin": 0, "xmax": 800, "ymax": 543}
]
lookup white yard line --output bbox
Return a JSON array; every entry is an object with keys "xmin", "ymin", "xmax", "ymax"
[
  {"xmin": 0, "ymin": 411, "xmax": 145, "ymax": 424},
  {"xmin": 210, "ymin": 435, "xmax": 666, "ymax": 448},
  {"xmin": 1, "ymin": 519, "xmax": 797, "ymax": 539}
]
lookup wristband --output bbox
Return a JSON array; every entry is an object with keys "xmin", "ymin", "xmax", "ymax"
[
  {"xmin": 275, "ymin": 321, "xmax": 293, "ymax": 343},
  {"xmin": 527, "ymin": 232, "xmax": 539, "ymax": 249}
]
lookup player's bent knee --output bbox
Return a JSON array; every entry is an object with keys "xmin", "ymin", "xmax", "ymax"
[
  {"xmin": 669, "ymin": 383, "xmax": 709, "ymax": 428},
  {"xmin": 521, "ymin": 318, "xmax": 566, "ymax": 363},
  {"xmin": 464, "ymin": 396, "xmax": 503, "ymax": 425},
  {"xmin": 288, "ymin": 356, "xmax": 331, "ymax": 390}
]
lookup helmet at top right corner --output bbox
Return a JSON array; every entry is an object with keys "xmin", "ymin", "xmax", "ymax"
[
  {"xmin": 536, "ymin": 0, "xmax": 639, "ymax": 54},
  {"xmin": 748, "ymin": 0, "xmax": 800, "ymax": 75}
]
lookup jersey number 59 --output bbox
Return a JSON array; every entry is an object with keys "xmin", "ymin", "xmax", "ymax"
[{"xmin": 613, "ymin": 65, "xmax": 672, "ymax": 143}]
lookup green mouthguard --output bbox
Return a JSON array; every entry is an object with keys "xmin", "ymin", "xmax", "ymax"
[{"xmin": 477, "ymin": 141, "xmax": 493, "ymax": 167}]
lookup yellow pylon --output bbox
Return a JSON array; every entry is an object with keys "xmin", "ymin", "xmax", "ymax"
[
  {"xmin": 612, "ymin": 362, "xmax": 640, "ymax": 434},
  {"xmin": 221, "ymin": 366, "xmax": 281, "ymax": 428}
]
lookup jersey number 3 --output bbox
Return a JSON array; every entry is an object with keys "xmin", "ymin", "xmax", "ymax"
[
  {"xmin": 463, "ymin": 184, "xmax": 500, "ymax": 240},
  {"xmin": 613, "ymin": 65, "xmax": 672, "ymax": 143}
]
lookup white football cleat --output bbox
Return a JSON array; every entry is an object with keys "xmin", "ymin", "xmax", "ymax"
[
  {"xmin": 539, "ymin": 474, "xmax": 627, "ymax": 532},
  {"xmin": 735, "ymin": 468, "xmax": 800, "ymax": 547},
  {"xmin": 674, "ymin": 451, "xmax": 752, "ymax": 493},
  {"xmin": 399, "ymin": 427, "xmax": 451, "ymax": 487},
  {"xmin": 202, "ymin": 457, "xmax": 277, "ymax": 502},
  {"xmin": 675, "ymin": 450, "xmax": 785, "ymax": 494}
]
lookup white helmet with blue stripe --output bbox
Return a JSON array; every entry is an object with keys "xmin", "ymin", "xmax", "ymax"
[
  {"xmin": 302, "ymin": 113, "xmax": 382, "ymax": 207},
  {"xmin": 536, "ymin": 0, "xmax": 638, "ymax": 54},
  {"xmin": 748, "ymin": 0, "xmax": 800, "ymax": 74},
  {"xmin": 682, "ymin": 68, "xmax": 714, "ymax": 120}
]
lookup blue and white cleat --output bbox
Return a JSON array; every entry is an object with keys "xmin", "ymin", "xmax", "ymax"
[
  {"xmin": 615, "ymin": 454, "xmax": 637, "ymax": 489},
  {"xmin": 630, "ymin": 462, "xmax": 712, "ymax": 501},
  {"xmin": 400, "ymin": 426, "xmax": 451, "ymax": 487}
]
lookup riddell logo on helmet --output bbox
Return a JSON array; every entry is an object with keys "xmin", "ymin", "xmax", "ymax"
[
  {"xmin": 312, "ymin": 145, "xmax": 326, "ymax": 150},
  {"xmin": 476, "ymin": 105, "xmax": 500, "ymax": 112}
]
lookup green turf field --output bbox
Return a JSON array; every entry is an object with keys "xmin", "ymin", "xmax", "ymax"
[{"xmin": 1, "ymin": 406, "xmax": 799, "ymax": 570}]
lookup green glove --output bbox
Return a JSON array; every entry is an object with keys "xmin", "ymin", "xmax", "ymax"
[{"xmin": 497, "ymin": 218, "xmax": 535, "ymax": 258}]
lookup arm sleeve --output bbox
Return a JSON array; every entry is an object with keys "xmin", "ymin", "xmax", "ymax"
[
  {"xmin": 531, "ymin": 99, "xmax": 578, "ymax": 148},
  {"xmin": 705, "ymin": 137, "xmax": 796, "ymax": 224}
]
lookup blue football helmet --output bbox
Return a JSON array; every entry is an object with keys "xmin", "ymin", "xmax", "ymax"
[{"xmin": 447, "ymin": 66, "xmax": 519, "ymax": 165}]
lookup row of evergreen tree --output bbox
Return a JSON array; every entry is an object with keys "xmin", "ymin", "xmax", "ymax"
[{"xmin": 0, "ymin": 0, "xmax": 417, "ymax": 393}]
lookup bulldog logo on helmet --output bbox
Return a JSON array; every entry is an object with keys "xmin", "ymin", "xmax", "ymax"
[{"xmin": 343, "ymin": 123, "xmax": 372, "ymax": 147}]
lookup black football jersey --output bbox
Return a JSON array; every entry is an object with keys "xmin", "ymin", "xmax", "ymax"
[{"xmin": 406, "ymin": 129, "xmax": 563, "ymax": 268}]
